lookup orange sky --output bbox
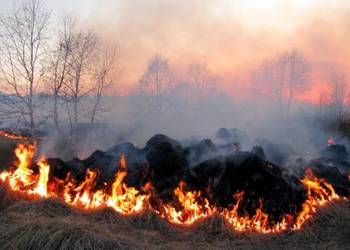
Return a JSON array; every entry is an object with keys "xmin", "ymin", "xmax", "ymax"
[
  {"xmin": 81, "ymin": 0, "xmax": 350, "ymax": 102},
  {"xmin": 3, "ymin": 0, "xmax": 348, "ymax": 102}
]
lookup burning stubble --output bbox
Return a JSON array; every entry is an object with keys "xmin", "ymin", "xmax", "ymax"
[{"xmin": 0, "ymin": 142, "xmax": 348, "ymax": 234}]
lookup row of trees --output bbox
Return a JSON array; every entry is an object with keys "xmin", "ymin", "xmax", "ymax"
[
  {"xmin": 0, "ymin": 0, "xmax": 347, "ymax": 135},
  {"xmin": 139, "ymin": 50, "xmax": 313, "ymax": 116},
  {"xmin": 251, "ymin": 50, "xmax": 311, "ymax": 114},
  {"xmin": 137, "ymin": 55, "xmax": 218, "ymax": 114},
  {"xmin": 0, "ymin": 0, "xmax": 119, "ymax": 133},
  {"xmin": 0, "ymin": 0, "xmax": 218, "ymax": 134},
  {"xmin": 319, "ymin": 69, "xmax": 349, "ymax": 123},
  {"xmin": 251, "ymin": 50, "xmax": 349, "ymax": 120}
]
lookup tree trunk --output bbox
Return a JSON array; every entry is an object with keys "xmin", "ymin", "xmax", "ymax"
[
  {"xmin": 53, "ymin": 91, "xmax": 60, "ymax": 130},
  {"xmin": 73, "ymin": 96, "xmax": 78, "ymax": 126},
  {"xmin": 29, "ymin": 81, "xmax": 35, "ymax": 132}
]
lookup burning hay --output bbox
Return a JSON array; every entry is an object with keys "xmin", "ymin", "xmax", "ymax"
[{"xmin": 0, "ymin": 132, "xmax": 349, "ymax": 236}]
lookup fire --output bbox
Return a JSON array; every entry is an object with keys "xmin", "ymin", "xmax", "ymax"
[
  {"xmin": 0, "ymin": 144, "xmax": 149, "ymax": 214},
  {"xmin": 107, "ymin": 154, "xmax": 149, "ymax": 214},
  {"xmin": 0, "ymin": 143, "xmax": 347, "ymax": 233},
  {"xmin": 293, "ymin": 168, "xmax": 340, "ymax": 230},
  {"xmin": 9, "ymin": 144, "xmax": 35, "ymax": 191},
  {"xmin": 0, "ymin": 130, "xmax": 31, "ymax": 140},
  {"xmin": 69, "ymin": 168, "xmax": 100, "ymax": 208},
  {"xmin": 33, "ymin": 157, "xmax": 50, "ymax": 197},
  {"xmin": 328, "ymin": 137, "xmax": 335, "ymax": 145},
  {"xmin": 224, "ymin": 192, "xmax": 288, "ymax": 233},
  {"xmin": 61, "ymin": 154, "xmax": 149, "ymax": 214},
  {"xmin": 158, "ymin": 181, "xmax": 215, "ymax": 225}
]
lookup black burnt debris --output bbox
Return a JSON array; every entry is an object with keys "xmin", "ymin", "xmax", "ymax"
[{"xmin": 43, "ymin": 128, "xmax": 350, "ymax": 220}]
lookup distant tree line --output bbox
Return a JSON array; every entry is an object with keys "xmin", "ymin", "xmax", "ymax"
[
  {"xmin": 0, "ymin": 0, "xmax": 348, "ymax": 139},
  {"xmin": 0, "ymin": 0, "xmax": 119, "ymax": 136}
]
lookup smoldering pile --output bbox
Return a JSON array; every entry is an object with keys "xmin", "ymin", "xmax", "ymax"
[{"xmin": 43, "ymin": 128, "xmax": 350, "ymax": 222}]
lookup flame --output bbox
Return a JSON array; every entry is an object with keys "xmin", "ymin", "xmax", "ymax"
[
  {"xmin": 0, "ymin": 130, "xmax": 31, "ymax": 140},
  {"xmin": 107, "ymin": 154, "xmax": 149, "ymax": 214},
  {"xmin": 69, "ymin": 168, "xmax": 100, "ymax": 208},
  {"xmin": 9, "ymin": 144, "xmax": 36, "ymax": 191},
  {"xmin": 292, "ymin": 168, "xmax": 339, "ymax": 230},
  {"xmin": 158, "ymin": 181, "xmax": 215, "ymax": 225},
  {"xmin": 327, "ymin": 137, "xmax": 335, "ymax": 145},
  {"xmin": 32, "ymin": 157, "xmax": 50, "ymax": 197},
  {"xmin": 0, "ymin": 143, "xmax": 347, "ymax": 233},
  {"xmin": 224, "ymin": 192, "xmax": 288, "ymax": 233},
  {"xmin": 61, "ymin": 154, "xmax": 149, "ymax": 214}
]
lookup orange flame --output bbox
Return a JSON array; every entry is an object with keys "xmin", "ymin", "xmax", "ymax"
[
  {"xmin": 328, "ymin": 137, "xmax": 335, "ymax": 145},
  {"xmin": 0, "ymin": 130, "xmax": 31, "ymax": 140},
  {"xmin": 224, "ymin": 192, "xmax": 288, "ymax": 233},
  {"xmin": 9, "ymin": 144, "xmax": 36, "ymax": 191},
  {"xmin": 0, "ymin": 143, "xmax": 347, "ymax": 233},
  {"xmin": 158, "ymin": 181, "xmax": 215, "ymax": 225},
  {"xmin": 33, "ymin": 157, "xmax": 50, "ymax": 197},
  {"xmin": 292, "ymin": 168, "xmax": 339, "ymax": 230},
  {"xmin": 107, "ymin": 154, "xmax": 149, "ymax": 214}
]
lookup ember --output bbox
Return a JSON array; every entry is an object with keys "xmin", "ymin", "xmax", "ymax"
[
  {"xmin": 0, "ymin": 130, "xmax": 32, "ymax": 140},
  {"xmin": 328, "ymin": 137, "xmax": 335, "ymax": 146},
  {"xmin": 0, "ymin": 142, "xmax": 348, "ymax": 233}
]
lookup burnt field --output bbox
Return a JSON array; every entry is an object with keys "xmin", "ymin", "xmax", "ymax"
[{"xmin": 0, "ymin": 128, "xmax": 349, "ymax": 249}]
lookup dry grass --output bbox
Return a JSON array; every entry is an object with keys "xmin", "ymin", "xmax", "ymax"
[
  {"xmin": 0, "ymin": 136, "xmax": 349, "ymax": 249},
  {"xmin": 0, "ymin": 185, "xmax": 349, "ymax": 250}
]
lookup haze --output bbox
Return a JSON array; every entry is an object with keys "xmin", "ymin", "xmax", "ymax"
[{"xmin": 2, "ymin": 0, "xmax": 349, "ymax": 102}]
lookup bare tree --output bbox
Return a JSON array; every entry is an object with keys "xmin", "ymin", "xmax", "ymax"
[
  {"xmin": 89, "ymin": 44, "xmax": 120, "ymax": 128},
  {"xmin": 252, "ymin": 50, "xmax": 310, "ymax": 114},
  {"xmin": 328, "ymin": 69, "xmax": 348, "ymax": 121},
  {"xmin": 0, "ymin": 0, "xmax": 50, "ymax": 131},
  {"xmin": 65, "ymin": 30, "xmax": 98, "ymax": 130},
  {"xmin": 318, "ymin": 90, "xmax": 329, "ymax": 120},
  {"xmin": 286, "ymin": 50, "xmax": 310, "ymax": 112},
  {"xmin": 187, "ymin": 63, "xmax": 217, "ymax": 100},
  {"xmin": 48, "ymin": 14, "xmax": 75, "ymax": 130},
  {"xmin": 138, "ymin": 55, "xmax": 173, "ymax": 113}
]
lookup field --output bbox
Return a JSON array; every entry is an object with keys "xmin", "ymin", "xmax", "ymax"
[{"xmin": 0, "ymin": 137, "xmax": 349, "ymax": 250}]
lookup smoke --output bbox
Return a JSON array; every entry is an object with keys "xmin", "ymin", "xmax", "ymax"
[
  {"xmin": 3, "ymin": 0, "xmax": 347, "ymax": 164},
  {"xmin": 80, "ymin": 0, "xmax": 350, "ymax": 98}
]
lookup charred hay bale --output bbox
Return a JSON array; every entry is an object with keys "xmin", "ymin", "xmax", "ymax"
[
  {"xmin": 183, "ymin": 139, "xmax": 217, "ymax": 167},
  {"xmin": 83, "ymin": 150, "xmax": 116, "ymax": 182},
  {"xmin": 255, "ymin": 138, "xmax": 295, "ymax": 166},
  {"xmin": 215, "ymin": 128, "xmax": 249, "ymax": 145},
  {"xmin": 215, "ymin": 128, "xmax": 231, "ymax": 141},
  {"xmin": 106, "ymin": 143, "xmax": 148, "ymax": 187},
  {"xmin": 308, "ymin": 158, "xmax": 350, "ymax": 197},
  {"xmin": 320, "ymin": 144, "xmax": 348, "ymax": 161},
  {"xmin": 106, "ymin": 142, "xmax": 138, "ymax": 157},
  {"xmin": 47, "ymin": 158, "xmax": 86, "ymax": 182},
  {"xmin": 47, "ymin": 142, "xmax": 148, "ymax": 190},
  {"xmin": 145, "ymin": 141, "xmax": 187, "ymax": 199},
  {"xmin": 184, "ymin": 152, "xmax": 306, "ymax": 221},
  {"xmin": 146, "ymin": 134, "xmax": 182, "ymax": 152},
  {"xmin": 251, "ymin": 146, "xmax": 266, "ymax": 160}
]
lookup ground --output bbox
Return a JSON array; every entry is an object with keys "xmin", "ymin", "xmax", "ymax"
[{"xmin": 0, "ymin": 137, "xmax": 349, "ymax": 249}]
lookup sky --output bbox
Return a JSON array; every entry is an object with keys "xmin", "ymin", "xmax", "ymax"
[{"xmin": 1, "ymin": 0, "xmax": 350, "ymax": 103}]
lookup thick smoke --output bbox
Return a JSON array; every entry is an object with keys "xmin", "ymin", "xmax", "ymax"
[
  {"xmin": 85, "ymin": 0, "xmax": 350, "ymax": 94},
  {"xmin": 2, "ymin": 0, "xmax": 346, "ymax": 165}
]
